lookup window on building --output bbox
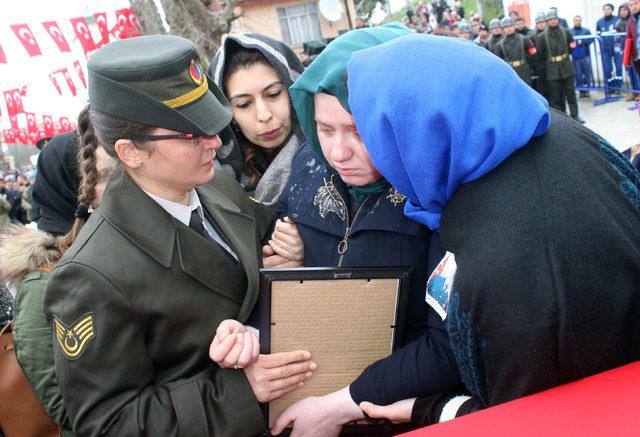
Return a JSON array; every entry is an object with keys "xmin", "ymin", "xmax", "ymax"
[{"xmin": 277, "ymin": 2, "xmax": 322, "ymax": 47}]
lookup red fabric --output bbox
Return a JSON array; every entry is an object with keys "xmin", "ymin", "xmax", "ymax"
[
  {"xmin": 0, "ymin": 44, "xmax": 6, "ymax": 63},
  {"xmin": 3, "ymin": 130, "xmax": 16, "ymax": 143},
  {"xmin": 49, "ymin": 73, "xmax": 62, "ymax": 95},
  {"xmin": 9, "ymin": 115, "xmax": 18, "ymax": 130},
  {"xmin": 25, "ymin": 112, "xmax": 37, "ymax": 133},
  {"xmin": 113, "ymin": 7, "xmax": 141, "ymax": 39},
  {"xmin": 93, "ymin": 12, "xmax": 111, "ymax": 47},
  {"xmin": 626, "ymin": 16, "xmax": 638, "ymax": 65},
  {"xmin": 402, "ymin": 362, "xmax": 640, "ymax": 437},
  {"xmin": 73, "ymin": 61, "xmax": 87, "ymax": 88},
  {"xmin": 17, "ymin": 129, "xmax": 28, "ymax": 144},
  {"xmin": 60, "ymin": 68, "xmax": 77, "ymax": 96},
  {"xmin": 58, "ymin": 117, "xmax": 71, "ymax": 133},
  {"xmin": 42, "ymin": 21, "xmax": 71, "ymax": 52},
  {"xmin": 3, "ymin": 89, "xmax": 24, "ymax": 116},
  {"xmin": 69, "ymin": 17, "xmax": 97, "ymax": 57},
  {"xmin": 10, "ymin": 24, "xmax": 42, "ymax": 57},
  {"xmin": 42, "ymin": 115, "xmax": 55, "ymax": 136}
]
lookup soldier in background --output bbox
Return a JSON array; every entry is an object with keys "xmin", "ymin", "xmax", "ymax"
[
  {"xmin": 496, "ymin": 17, "xmax": 538, "ymax": 86},
  {"xmin": 485, "ymin": 18, "xmax": 503, "ymax": 55},
  {"xmin": 538, "ymin": 9, "xmax": 585, "ymax": 123},
  {"xmin": 515, "ymin": 16, "xmax": 533, "ymax": 36},
  {"xmin": 459, "ymin": 21, "xmax": 472, "ymax": 40}
]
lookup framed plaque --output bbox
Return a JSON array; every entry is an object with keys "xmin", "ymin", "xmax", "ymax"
[{"xmin": 259, "ymin": 267, "xmax": 411, "ymax": 430}]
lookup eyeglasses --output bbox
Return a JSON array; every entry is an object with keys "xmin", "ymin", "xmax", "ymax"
[{"xmin": 131, "ymin": 133, "xmax": 219, "ymax": 146}]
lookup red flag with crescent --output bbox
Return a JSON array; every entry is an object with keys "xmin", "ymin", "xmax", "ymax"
[
  {"xmin": 0, "ymin": 44, "xmax": 6, "ymax": 63},
  {"xmin": 70, "ymin": 17, "xmax": 97, "ymax": 57},
  {"xmin": 93, "ymin": 12, "xmax": 111, "ymax": 47},
  {"xmin": 28, "ymin": 130, "xmax": 39, "ymax": 145},
  {"xmin": 3, "ymin": 130, "xmax": 16, "ymax": 143},
  {"xmin": 25, "ymin": 112, "xmax": 38, "ymax": 133},
  {"xmin": 59, "ymin": 117, "xmax": 71, "ymax": 133},
  {"xmin": 73, "ymin": 60, "xmax": 87, "ymax": 88},
  {"xmin": 49, "ymin": 73, "xmax": 62, "ymax": 95},
  {"xmin": 17, "ymin": 129, "xmax": 28, "ymax": 144},
  {"xmin": 11, "ymin": 24, "xmax": 42, "ymax": 57},
  {"xmin": 113, "ymin": 7, "xmax": 141, "ymax": 39},
  {"xmin": 42, "ymin": 21, "xmax": 71, "ymax": 52},
  {"xmin": 4, "ymin": 89, "xmax": 24, "ymax": 116},
  {"xmin": 9, "ymin": 115, "xmax": 18, "ymax": 129},
  {"xmin": 60, "ymin": 68, "xmax": 77, "ymax": 96},
  {"xmin": 42, "ymin": 115, "xmax": 55, "ymax": 136}
]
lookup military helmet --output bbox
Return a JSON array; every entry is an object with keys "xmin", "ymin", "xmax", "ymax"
[
  {"xmin": 500, "ymin": 17, "xmax": 514, "ymax": 27},
  {"xmin": 545, "ymin": 9, "xmax": 558, "ymax": 20},
  {"xmin": 535, "ymin": 12, "xmax": 546, "ymax": 23},
  {"xmin": 459, "ymin": 22, "xmax": 471, "ymax": 33},
  {"xmin": 489, "ymin": 18, "xmax": 501, "ymax": 29}
]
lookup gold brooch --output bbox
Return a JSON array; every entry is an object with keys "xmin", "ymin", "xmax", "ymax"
[
  {"xmin": 54, "ymin": 313, "xmax": 96, "ymax": 360},
  {"xmin": 386, "ymin": 187, "xmax": 406, "ymax": 207}
]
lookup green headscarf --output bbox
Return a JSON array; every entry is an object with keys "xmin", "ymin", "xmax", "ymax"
[{"xmin": 289, "ymin": 22, "xmax": 411, "ymax": 201}]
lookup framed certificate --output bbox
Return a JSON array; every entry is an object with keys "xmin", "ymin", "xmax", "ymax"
[{"xmin": 259, "ymin": 267, "xmax": 411, "ymax": 430}]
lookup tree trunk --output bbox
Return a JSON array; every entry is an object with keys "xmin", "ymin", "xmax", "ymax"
[{"xmin": 130, "ymin": 0, "xmax": 167, "ymax": 36}]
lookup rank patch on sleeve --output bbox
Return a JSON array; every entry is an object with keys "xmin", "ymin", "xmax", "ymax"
[{"xmin": 54, "ymin": 312, "xmax": 96, "ymax": 360}]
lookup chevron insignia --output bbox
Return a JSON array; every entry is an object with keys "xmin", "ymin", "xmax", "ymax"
[{"xmin": 53, "ymin": 312, "xmax": 96, "ymax": 360}]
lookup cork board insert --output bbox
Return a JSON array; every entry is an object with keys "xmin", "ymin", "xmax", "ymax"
[{"xmin": 267, "ymin": 278, "xmax": 400, "ymax": 426}]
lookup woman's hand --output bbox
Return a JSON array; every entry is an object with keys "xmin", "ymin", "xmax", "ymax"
[
  {"xmin": 244, "ymin": 350, "xmax": 316, "ymax": 403},
  {"xmin": 209, "ymin": 320, "xmax": 259, "ymax": 369},
  {"xmin": 359, "ymin": 398, "xmax": 416, "ymax": 424},
  {"xmin": 271, "ymin": 386, "xmax": 364, "ymax": 437},
  {"xmin": 267, "ymin": 217, "xmax": 304, "ymax": 263}
]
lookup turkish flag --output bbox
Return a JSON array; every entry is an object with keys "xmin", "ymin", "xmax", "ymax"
[
  {"xmin": 70, "ymin": 17, "xmax": 97, "ymax": 57},
  {"xmin": 28, "ymin": 130, "xmax": 39, "ymax": 145},
  {"xmin": 42, "ymin": 114, "xmax": 55, "ymax": 136},
  {"xmin": 9, "ymin": 115, "xmax": 18, "ymax": 129},
  {"xmin": 113, "ymin": 7, "xmax": 141, "ymax": 39},
  {"xmin": 93, "ymin": 12, "xmax": 111, "ymax": 47},
  {"xmin": 59, "ymin": 117, "xmax": 71, "ymax": 133},
  {"xmin": 0, "ymin": 44, "xmax": 6, "ymax": 63},
  {"xmin": 19, "ymin": 85, "xmax": 28, "ymax": 97},
  {"xmin": 25, "ymin": 112, "xmax": 38, "ymax": 133},
  {"xmin": 49, "ymin": 73, "xmax": 62, "ymax": 95},
  {"xmin": 42, "ymin": 21, "xmax": 71, "ymax": 52},
  {"xmin": 2, "ymin": 130, "xmax": 16, "ymax": 143},
  {"xmin": 11, "ymin": 24, "xmax": 42, "ymax": 57},
  {"xmin": 73, "ymin": 60, "xmax": 87, "ymax": 88},
  {"xmin": 4, "ymin": 89, "xmax": 24, "ymax": 117},
  {"xmin": 17, "ymin": 129, "xmax": 28, "ymax": 144},
  {"xmin": 61, "ymin": 68, "xmax": 77, "ymax": 96}
]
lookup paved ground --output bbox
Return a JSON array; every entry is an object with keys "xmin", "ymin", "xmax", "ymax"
[{"xmin": 577, "ymin": 92, "xmax": 639, "ymax": 152}]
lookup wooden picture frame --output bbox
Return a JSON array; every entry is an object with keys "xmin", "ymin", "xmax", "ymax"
[{"xmin": 259, "ymin": 267, "xmax": 411, "ymax": 432}]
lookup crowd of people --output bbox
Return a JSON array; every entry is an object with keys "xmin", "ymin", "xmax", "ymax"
[
  {"xmin": 0, "ymin": 11, "xmax": 639, "ymax": 437},
  {"xmin": 392, "ymin": 1, "xmax": 640, "ymax": 123}
]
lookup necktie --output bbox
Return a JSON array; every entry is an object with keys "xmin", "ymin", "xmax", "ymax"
[{"xmin": 189, "ymin": 209, "xmax": 238, "ymax": 262}]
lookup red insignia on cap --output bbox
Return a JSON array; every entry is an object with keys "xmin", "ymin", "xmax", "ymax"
[{"xmin": 189, "ymin": 60, "xmax": 204, "ymax": 85}]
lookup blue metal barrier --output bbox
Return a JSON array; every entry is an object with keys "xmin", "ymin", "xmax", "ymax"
[{"xmin": 573, "ymin": 32, "xmax": 640, "ymax": 107}]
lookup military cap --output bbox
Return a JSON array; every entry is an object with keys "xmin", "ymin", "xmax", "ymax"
[
  {"xmin": 87, "ymin": 35, "xmax": 231, "ymax": 136},
  {"xmin": 535, "ymin": 12, "xmax": 547, "ymax": 23},
  {"xmin": 489, "ymin": 18, "xmax": 501, "ymax": 29},
  {"xmin": 459, "ymin": 22, "xmax": 471, "ymax": 33},
  {"xmin": 545, "ymin": 9, "xmax": 558, "ymax": 20},
  {"xmin": 500, "ymin": 17, "xmax": 514, "ymax": 27}
]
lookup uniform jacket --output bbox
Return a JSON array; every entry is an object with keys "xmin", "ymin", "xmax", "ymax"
[
  {"xmin": 44, "ymin": 170, "xmax": 273, "ymax": 436},
  {"xmin": 538, "ymin": 25, "xmax": 576, "ymax": 80},
  {"xmin": 496, "ymin": 33, "xmax": 536, "ymax": 84}
]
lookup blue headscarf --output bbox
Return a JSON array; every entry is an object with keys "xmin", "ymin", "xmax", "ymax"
[{"xmin": 347, "ymin": 34, "xmax": 550, "ymax": 230}]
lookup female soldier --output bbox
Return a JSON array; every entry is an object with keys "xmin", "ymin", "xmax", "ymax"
[
  {"xmin": 44, "ymin": 35, "xmax": 314, "ymax": 436},
  {"xmin": 209, "ymin": 33, "xmax": 305, "ymax": 206},
  {"xmin": 345, "ymin": 34, "xmax": 640, "ymax": 426}
]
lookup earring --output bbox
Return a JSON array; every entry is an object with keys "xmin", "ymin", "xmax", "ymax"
[{"xmin": 135, "ymin": 159, "xmax": 142, "ymax": 168}]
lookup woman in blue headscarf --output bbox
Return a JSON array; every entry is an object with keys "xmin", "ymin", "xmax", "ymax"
[{"xmin": 346, "ymin": 34, "xmax": 640, "ymax": 425}]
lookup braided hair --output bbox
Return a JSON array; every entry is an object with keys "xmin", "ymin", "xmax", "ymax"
[{"xmin": 57, "ymin": 105, "xmax": 101, "ymax": 253}]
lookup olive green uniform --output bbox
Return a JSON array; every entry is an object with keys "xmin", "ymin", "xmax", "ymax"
[
  {"xmin": 45, "ymin": 170, "xmax": 273, "ymax": 436},
  {"xmin": 497, "ymin": 33, "xmax": 537, "ymax": 85},
  {"xmin": 484, "ymin": 34, "xmax": 503, "ymax": 56},
  {"xmin": 537, "ymin": 25, "xmax": 579, "ymax": 117}
]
